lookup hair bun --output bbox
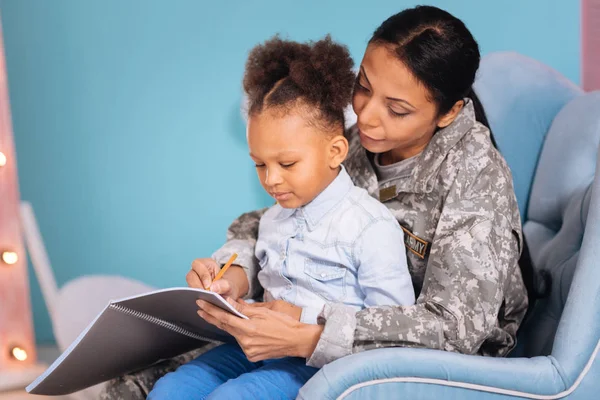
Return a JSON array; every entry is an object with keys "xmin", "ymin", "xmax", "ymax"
[
  {"xmin": 243, "ymin": 34, "xmax": 355, "ymax": 128},
  {"xmin": 243, "ymin": 36, "xmax": 309, "ymax": 108}
]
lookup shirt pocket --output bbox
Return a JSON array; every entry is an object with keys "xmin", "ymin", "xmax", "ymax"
[{"xmin": 304, "ymin": 259, "xmax": 347, "ymax": 302}]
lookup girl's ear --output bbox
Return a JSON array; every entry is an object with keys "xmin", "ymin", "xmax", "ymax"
[{"xmin": 328, "ymin": 135, "xmax": 349, "ymax": 169}]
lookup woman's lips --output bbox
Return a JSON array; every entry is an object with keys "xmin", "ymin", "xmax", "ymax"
[{"xmin": 359, "ymin": 130, "xmax": 385, "ymax": 143}]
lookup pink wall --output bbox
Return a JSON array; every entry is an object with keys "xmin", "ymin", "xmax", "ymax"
[
  {"xmin": 582, "ymin": 0, "xmax": 600, "ymax": 91},
  {"xmin": 0, "ymin": 21, "xmax": 37, "ymax": 369}
]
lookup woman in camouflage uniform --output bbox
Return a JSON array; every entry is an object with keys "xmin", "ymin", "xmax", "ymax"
[{"xmin": 102, "ymin": 5, "xmax": 529, "ymax": 399}]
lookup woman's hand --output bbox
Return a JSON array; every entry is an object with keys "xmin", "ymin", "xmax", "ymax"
[
  {"xmin": 197, "ymin": 298, "xmax": 323, "ymax": 362},
  {"xmin": 246, "ymin": 299, "xmax": 303, "ymax": 321},
  {"xmin": 186, "ymin": 258, "xmax": 248, "ymax": 299}
]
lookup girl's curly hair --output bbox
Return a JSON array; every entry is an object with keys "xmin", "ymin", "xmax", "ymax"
[{"xmin": 243, "ymin": 35, "xmax": 355, "ymax": 131}]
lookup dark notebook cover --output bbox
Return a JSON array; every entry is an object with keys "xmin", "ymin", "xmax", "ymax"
[{"xmin": 26, "ymin": 287, "xmax": 247, "ymax": 395}]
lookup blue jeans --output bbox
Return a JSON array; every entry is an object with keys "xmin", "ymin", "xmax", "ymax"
[{"xmin": 148, "ymin": 344, "xmax": 319, "ymax": 400}]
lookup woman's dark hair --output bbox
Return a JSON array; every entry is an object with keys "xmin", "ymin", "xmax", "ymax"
[
  {"xmin": 371, "ymin": 5, "xmax": 546, "ymax": 316},
  {"xmin": 243, "ymin": 35, "xmax": 355, "ymax": 132},
  {"xmin": 370, "ymin": 5, "xmax": 497, "ymax": 147}
]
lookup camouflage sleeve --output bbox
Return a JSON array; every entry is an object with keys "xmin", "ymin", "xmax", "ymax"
[
  {"xmin": 211, "ymin": 208, "xmax": 268, "ymax": 300},
  {"xmin": 308, "ymin": 196, "xmax": 522, "ymax": 368},
  {"xmin": 307, "ymin": 303, "xmax": 356, "ymax": 367}
]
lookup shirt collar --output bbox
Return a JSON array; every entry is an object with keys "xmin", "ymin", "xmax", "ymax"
[
  {"xmin": 410, "ymin": 98, "xmax": 476, "ymax": 193},
  {"xmin": 273, "ymin": 165, "xmax": 354, "ymax": 231}
]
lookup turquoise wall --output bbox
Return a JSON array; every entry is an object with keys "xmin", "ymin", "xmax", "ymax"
[{"xmin": 0, "ymin": 0, "xmax": 580, "ymax": 343}]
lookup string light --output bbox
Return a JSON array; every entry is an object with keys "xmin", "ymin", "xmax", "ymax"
[
  {"xmin": 10, "ymin": 346, "xmax": 28, "ymax": 361},
  {"xmin": 0, "ymin": 151, "xmax": 6, "ymax": 167},
  {"xmin": 1, "ymin": 251, "xmax": 18, "ymax": 265}
]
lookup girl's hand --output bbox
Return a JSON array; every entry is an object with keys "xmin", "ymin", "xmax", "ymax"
[
  {"xmin": 197, "ymin": 298, "xmax": 323, "ymax": 362},
  {"xmin": 186, "ymin": 258, "xmax": 247, "ymax": 299}
]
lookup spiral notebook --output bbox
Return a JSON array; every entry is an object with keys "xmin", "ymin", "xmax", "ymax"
[{"xmin": 26, "ymin": 287, "xmax": 247, "ymax": 396}]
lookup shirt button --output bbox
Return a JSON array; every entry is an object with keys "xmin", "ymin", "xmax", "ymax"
[
  {"xmin": 287, "ymin": 284, "xmax": 292, "ymax": 290},
  {"xmin": 320, "ymin": 273, "xmax": 326, "ymax": 278}
]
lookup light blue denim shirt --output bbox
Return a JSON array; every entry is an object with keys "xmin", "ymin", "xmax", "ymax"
[{"xmin": 255, "ymin": 166, "xmax": 415, "ymax": 324}]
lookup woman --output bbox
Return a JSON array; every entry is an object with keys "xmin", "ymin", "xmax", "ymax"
[{"xmin": 102, "ymin": 5, "xmax": 530, "ymax": 399}]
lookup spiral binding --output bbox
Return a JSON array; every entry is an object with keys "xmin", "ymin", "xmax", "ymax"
[{"xmin": 109, "ymin": 303, "xmax": 216, "ymax": 343}]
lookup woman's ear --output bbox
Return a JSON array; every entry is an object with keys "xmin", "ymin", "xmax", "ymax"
[
  {"xmin": 437, "ymin": 99, "xmax": 464, "ymax": 129},
  {"xmin": 328, "ymin": 135, "xmax": 349, "ymax": 169}
]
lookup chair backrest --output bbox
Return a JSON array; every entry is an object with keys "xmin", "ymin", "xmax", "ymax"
[
  {"xmin": 476, "ymin": 54, "xmax": 600, "ymax": 384},
  {"xmin": 550, "ymin": 140, "xmax": 600, "ymax": 389},
  {"xmin": 519, "ymin": 92, "xmax": 600, "ymax": 358},
  {"xmin": 475, "ymin": 51, "xmax": 598, "ymax": 353}
]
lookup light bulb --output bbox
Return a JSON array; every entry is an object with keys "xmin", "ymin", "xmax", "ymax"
[
  {"xmin": 11, "ymin": 346, "xmax": 28, "ymax": 361},
  {"xmin": 1, "ymin": 251, "xmax": 18, "ymax": 265},
  {"xmin": 0, "ymin": 151, "xmax": 6, "ymax": 167}
]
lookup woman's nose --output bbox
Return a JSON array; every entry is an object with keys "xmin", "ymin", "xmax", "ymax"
[{"xmin": 357, "ymin": 98, "xmax": 379, "ymax": 129}]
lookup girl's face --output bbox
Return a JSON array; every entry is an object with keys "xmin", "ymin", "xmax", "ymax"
[
  {"xmin": 247, "ymin": 108, "xmax": 347, "ymax": 209},
  {"xmin": 352, "ymin": 43, "xmax": 461, "ymax": 162}
]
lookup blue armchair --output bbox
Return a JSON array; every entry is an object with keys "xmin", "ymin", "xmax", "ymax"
[{"xmin": 298, "ymin": 53, "xmax": 600, "ymax": 399}]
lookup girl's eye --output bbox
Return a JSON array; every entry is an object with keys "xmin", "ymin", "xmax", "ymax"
[
  {"xmin": 280, "ymin": 162, "xmax": 296, "ymax": 168},
  {"xmin": 254, "ymin": 163, "xmax": 265, "ymax": 168}
]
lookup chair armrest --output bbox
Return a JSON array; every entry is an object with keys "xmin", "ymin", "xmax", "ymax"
[{"xmin": 298, "ymin": 348, "xmax": 565, "ymax": 399}]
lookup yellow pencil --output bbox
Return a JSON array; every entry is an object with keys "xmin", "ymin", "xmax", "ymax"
[{"xmin": 206, "ymin": 253, "xmax": 238, "ymax": 290}]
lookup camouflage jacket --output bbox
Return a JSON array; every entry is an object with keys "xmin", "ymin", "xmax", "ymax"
[{"xmin": 213, "ymin": 100, "xmax": 528, "ymax": 368}]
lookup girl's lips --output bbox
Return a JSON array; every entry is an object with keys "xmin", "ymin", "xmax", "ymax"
[{"xmin": 272, "ymin": 192, "xmax": 292, "ymax": 201}]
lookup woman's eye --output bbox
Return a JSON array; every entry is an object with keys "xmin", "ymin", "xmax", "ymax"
[
  {"xmin": 355, "ymin": 79, "xmax": 370, "ymax": 92},
  {"xmin": 254, "ymin": 163, "xmax": 265, "ymax": 168},
  {"xmin": 389, "ymin": 108, "xmax": 409, "ymax": 118},
  {"xmin": 280, "ymin": 162, "xmax": 296, "ymax": 168}
]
